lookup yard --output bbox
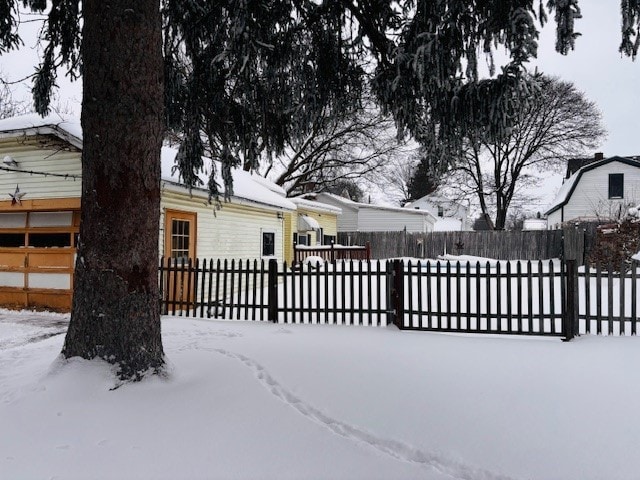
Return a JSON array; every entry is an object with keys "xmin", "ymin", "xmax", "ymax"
[{"xmin": 1, "ymin": 309, "xmax": 639, "ymax": 480}]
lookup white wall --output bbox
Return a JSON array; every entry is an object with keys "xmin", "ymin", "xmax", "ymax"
[
  {"xmin": 358, "ymin": 207, "xmax": 431, "ymax": 233},
  {"xmin": 0, "ymin": 137, "xmax": 82, "ymax": 200},
  {"xmin": 406, "ymin": 196, "xmax": 469, "ymax": 230},
  {"xmin": 160, "ymin": 189, "xmax": 286, "ymax": 262},
  {"xmin": 551, "ymin": 161, "xmax": 640, "ymax": 226}
]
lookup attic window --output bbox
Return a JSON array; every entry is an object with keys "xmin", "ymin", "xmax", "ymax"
[
  {"xmin": 609, "ymin": 173, "xmax": 624, "ymax": 199},
  {"xmin": 437, "ymin": 206, "xmax": 444, "ymax": 217}
]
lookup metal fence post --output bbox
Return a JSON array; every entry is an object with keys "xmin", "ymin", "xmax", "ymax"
[
  {"xmin": 563, "ymin": 259, "xmax": 578, "ymax": 341},
  {"xmin": 392, "ymin": 259, "xmax": 405, "ymax": 329},
  {"xmin": 267, "ymin": 259, "xmax": 278, "ymax": 323}
]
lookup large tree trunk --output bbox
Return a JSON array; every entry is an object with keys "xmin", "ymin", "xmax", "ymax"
[{"xmin": 62, "ymin": 0, "xmax": 165, "ymax": 379}]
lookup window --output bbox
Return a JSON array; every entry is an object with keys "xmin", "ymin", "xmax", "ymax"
[
  {"xmin": 316, "ymin": 227, "xmax": 324, "ymax": 245},
  {"xmin": 0, "ymin": 211, "xmax": 79, "ymax": 249},
  {"xmin": 437, "ymin": 205, "xmax": 444, "ymax": 217},
  {"xmin": 294, "ymin": 232, "xmax": 310, "ymax": 246},
  {"xmin": 323, "ymin": 235, "xmax": 336, "ymax": 245},
  {"xmin": 0, "ymin": 233, "xmax": 25, "ymax": 247},
  {"xmin": 29, "ymin": 233, "xmax": 71, "ymax": 248},
  {"xmin": 262, "ymin": 231, "xmax": 275, "ymax": 256},
  {"xmin": 609, "ymin": 173, "xmax": 624, "ymax": 198},
  {"xmin": 170, "ymin": 219, "xmax": 191, "ymax": 261},
  {"xmin": 164, "ymin": 210, "xmax": 196, "ymax": 263}
]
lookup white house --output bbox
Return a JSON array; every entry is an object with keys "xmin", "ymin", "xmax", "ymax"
[
  {"xmin": 545, "ymin": 155, "xmax": 640, "ymax": 228},
  {"xmin": 313, "ymin": 192, "xmax": 436, "ymax": 233},
  {"xmin": 0, "ymin": 113, "xmax": 296, "ymax": 310},
  {"xmin": 403, "ymin": 194, "xmax": 469, "ymax": 231}
]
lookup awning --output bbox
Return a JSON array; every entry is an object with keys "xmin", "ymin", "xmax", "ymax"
[{"xmin": 298, "ymin": 214, "xmax": 321, "ymax": 231}]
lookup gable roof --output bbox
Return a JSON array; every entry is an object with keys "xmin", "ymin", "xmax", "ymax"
[
  {"xmin": 545, "ymin": 156, "xmax": 640, "ymax": 216},
  {"xmin": 404, "ymin": 194, "xmax": 465, "ymax": 210},
  {"xmin": 315, "ymin": 192, "xmax": 436, "ymax": 220},
  {"xmin": 0, "ymin": 114, "xmax": 295, "ymax": 211},
  {"xmin": 290, "ymin": 196, "xmax": 342, "ymax": 215},
  {"xmin": 0, "ymin": 113, "xmax": 83, "ymax": 149}
]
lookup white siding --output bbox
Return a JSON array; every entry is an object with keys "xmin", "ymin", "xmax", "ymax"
[
  {"xmin": 558, "ymin": 161, "xmax": 640, "ymax": 224},
  {"xmin": 336, "ymin": 208, "xmax": 359, "ymax": 231},
  {"xmin": 358, "ymin": 207, "xmax": 429, "ymax": 232},
  {"xmin": 547, "ymin": 209, "xmax": 562, "ymax": 229},
  {"xmin": 160, "ymin": 190, "xmax": 286, "ymax": 262},
  {"xmin": 313, "ymin": 195, "xmax": 358, "ymax": 231},
  {"xmin": 0, "ymin": 138, "xmax": 82, "ymax": 200}
]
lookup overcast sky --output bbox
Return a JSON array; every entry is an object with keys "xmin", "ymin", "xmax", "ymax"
[{"xmin": 527, "ymin": 1, "xmax": 640, "ymax": 157}]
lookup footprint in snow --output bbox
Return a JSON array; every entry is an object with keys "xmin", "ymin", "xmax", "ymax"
[{"xmin": 214, "ymin": 348, "xmax": 518, "ymax": 480}]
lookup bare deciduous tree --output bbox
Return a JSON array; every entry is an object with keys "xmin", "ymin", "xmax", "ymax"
[
  {"xmin": 262, "ymin": 103, "xmax": 411, "ymax": 197},
  {"xmin": 442, "ymin": 75, "xmax": 606, "ymax": 230},
  {"xmin": 0, "ymin": 74, "xmax": 28, "ymax": 119}
]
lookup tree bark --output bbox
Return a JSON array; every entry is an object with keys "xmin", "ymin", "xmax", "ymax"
[{"xmin": 62, "ymin": 0, "xmax": 165, "ymax": 379}]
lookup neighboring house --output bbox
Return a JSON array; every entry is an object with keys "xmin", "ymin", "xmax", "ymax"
[
  {"xmin": 314, "ymin": 192, "xmax": 436, "ymax": 233},
  {"xmin": 403, "ymin": 194, "xmax": 469, "ymax": 231},
  {"xmin": 283, "ymin": 197, "xmax": 341, "ymax": 265},
  {"xmin": 0, "ymin": 114, "xmax": 295, "ymax": 310},
  {"xmin": 545, "ymin": 155, "xmax": 640, "ymax": 228}
]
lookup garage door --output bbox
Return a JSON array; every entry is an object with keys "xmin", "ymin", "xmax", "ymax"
[{"xmin": 0, "ymin": 210, "xmax": 79, "ymax": 311}]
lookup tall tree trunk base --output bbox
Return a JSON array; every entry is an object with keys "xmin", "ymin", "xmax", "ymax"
[{"xmin": 63, "ymin": 263, "xmax": 164, "ymax": 380}]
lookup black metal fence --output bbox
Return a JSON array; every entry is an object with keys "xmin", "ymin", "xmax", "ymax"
[
  {"xmin": 398, "ymin": 259, "xmax": 567, "ymax": 337},
  {"xmin": 578, "ymin": 262, "xmax": 639, "ymax": 335},
  {"xmin": 158, "ymin": 257, "xmax": 640, "ymax": 339}
]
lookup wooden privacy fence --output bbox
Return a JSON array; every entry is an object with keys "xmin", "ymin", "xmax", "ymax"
[
  {"xmin": 338, "ymin": 228, "xmax": 588, "ymax": 262},
  {"xmin": 158, "ymin": 257, "xmax": 640, "ymax": 339}
]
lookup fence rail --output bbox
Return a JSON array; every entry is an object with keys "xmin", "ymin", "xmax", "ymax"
[
  {"xmin": 293, "ymin": 242, "xmax": 371, "ymax": 265},
  {"xmin": 578, "ymin": 263, "xmax": 639, "ymax": 335},
  {"xmin": 159, "ymin": 258, "xmax": 269, "ymax": 320},
  {"xmin": 158, "ymin": 257, "xmax": 640, "ymax": 339},
  {"xmin": 398, "ymin": 259, "xmax": 566, "ymax": 337}
]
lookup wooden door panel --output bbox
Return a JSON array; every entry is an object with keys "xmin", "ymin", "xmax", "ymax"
[{"xmin": 164, "ymin": 210, "xmax": 197, "ymax": 308}]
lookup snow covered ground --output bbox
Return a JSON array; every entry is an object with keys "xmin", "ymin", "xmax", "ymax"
[{"xmin": 1, "ymin": 310, "xmax": 640, "ymax": 480}]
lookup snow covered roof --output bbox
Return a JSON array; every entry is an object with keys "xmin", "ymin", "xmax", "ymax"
[
  {"xmin": 545, "ymin": 156, "xmax": 640, "ymax": 215},
  {"xmin": 316, "ymin": 192, "xmax": 436, "ymax": 220},
  {"xmin": 0, "ymin": 113, "xmax": 295, "ymax": 211},
  {"xmin": 0, "ymin": 113, "xmax": 83, "ymax": 149},
  {"xmin": 290, "ymin": 196, "xmax": 342, "ymax": 214},
  {"xmin": 404, "ymin": 194, "xmax": 464, "ymax": 209}
]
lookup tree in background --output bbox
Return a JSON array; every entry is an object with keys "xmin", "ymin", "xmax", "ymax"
[
  {"xmin": 261, "ymin": 102, "xmax": 409, "ymax": 198},
  {"xmin": 405, "ymin": 148, "xmax": 441, "ymax": 203},
  {"xmin": 0, "ymin": 75, "xmax": 27, "ymax": 118},
  {"xmin": 434, "ymin": 76, "xmax": 605, "ymax": 230},
  {"xmin": 322, "ymin": 179, "xmax": 366, "ymax": 203}
]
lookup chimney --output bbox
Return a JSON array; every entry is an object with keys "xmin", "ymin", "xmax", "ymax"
[{"xmin": 594, "ymin": 152, "xmax": 604, "ymax": 160}]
